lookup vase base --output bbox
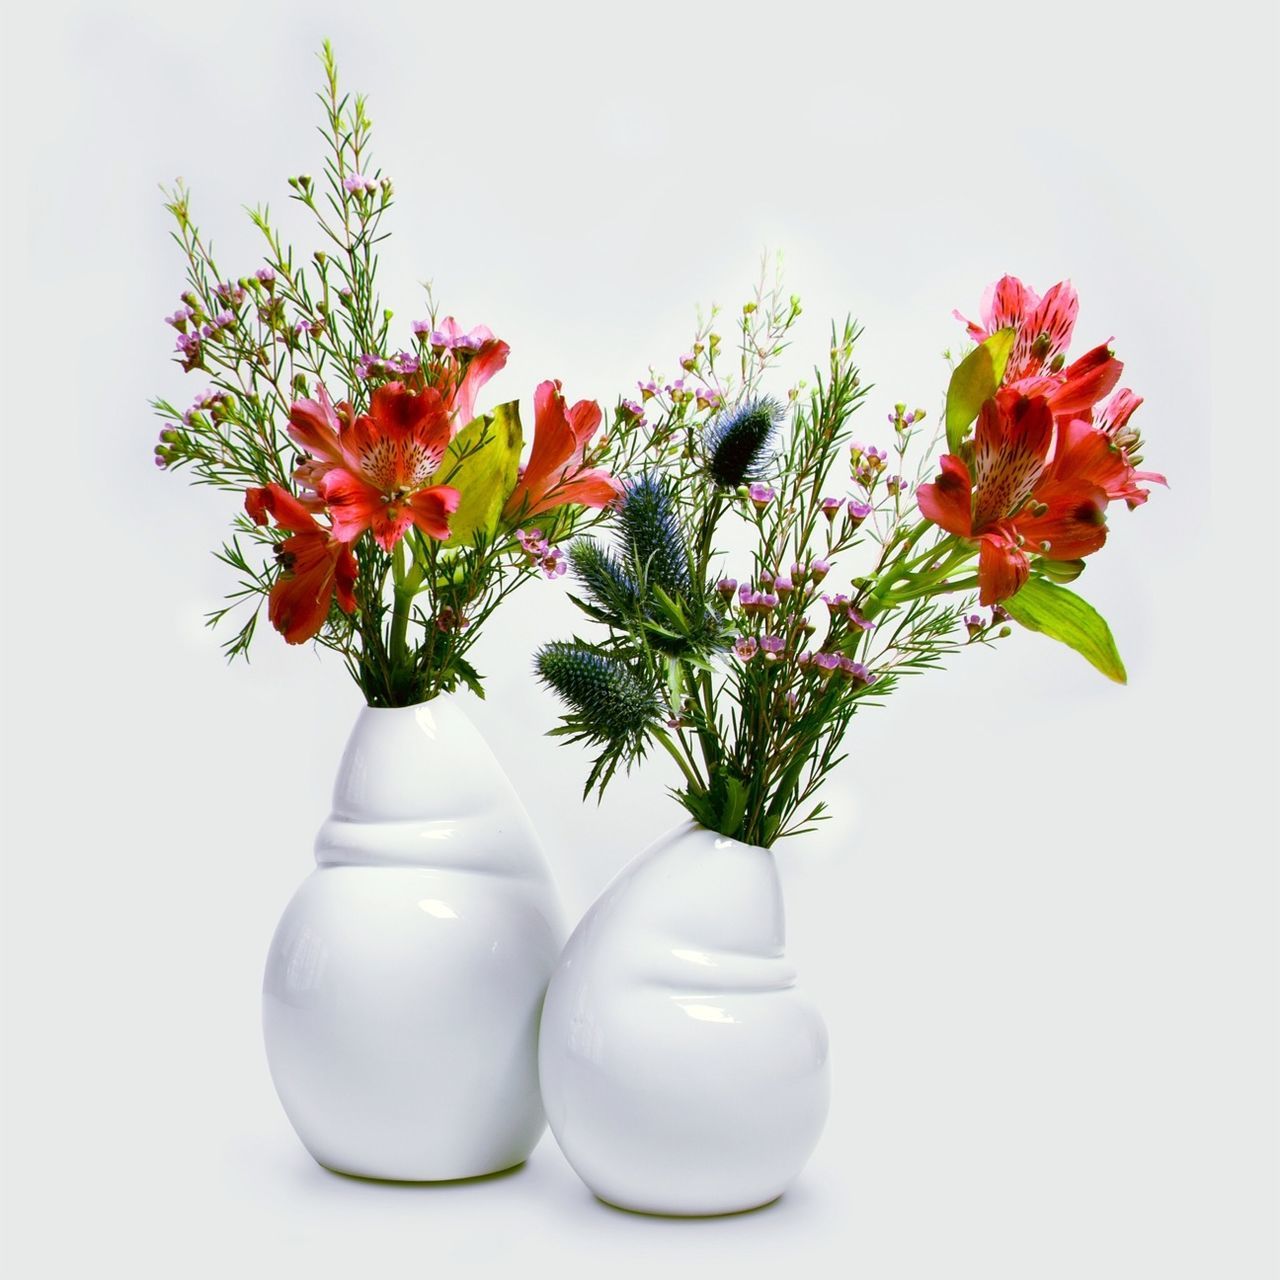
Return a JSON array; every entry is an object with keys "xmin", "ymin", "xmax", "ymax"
[
  {"xmin": 593, "ymin": 1191, "xmax": 784, "ymax": 1219},
  {"xmin": 316, "ymin": 1157, "xmax": 528, "ymax": 1186}
]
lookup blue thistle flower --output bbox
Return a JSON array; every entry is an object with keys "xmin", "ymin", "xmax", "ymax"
[
  {"xmin": 702, "ymin": 397, "xmax": 783, "ymax": 487},
  {"xmin": 618, "ymin": 474, "xmax": 691, "ymax": 597},
  {"xmin": 535, "ymin": 642, "xmax": 658, "ymax": 742}
]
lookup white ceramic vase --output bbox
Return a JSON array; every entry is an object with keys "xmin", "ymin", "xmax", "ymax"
[
  {"xmin": 263, "ymin": 695, "xmax": 564, "ymax": 1181},
  {"xmin": 538, "ymin": 821, "xmax": 830, "ymax": 1216}
]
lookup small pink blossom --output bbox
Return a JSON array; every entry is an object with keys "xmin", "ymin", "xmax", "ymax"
[
  {"xmin": 761, "ymin": 635, "xmax": 786, "ymax": 660},
  {"xmin": 540, "ymin": 547, "xmax": 567, "ymax": 579},
  {"xmin": 734, "ymin": 636, "xmax": 759, "ymax": 661},
  {"xmin": 516, "ymin": 528, "xmax": 548, "ymax": 559},
  {"xmin": 747, "ymin": 483, "xmax": 775, "ymax": 510}
]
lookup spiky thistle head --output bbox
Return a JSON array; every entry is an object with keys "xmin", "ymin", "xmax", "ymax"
[
  {"xmin": 536, "ymin": 642, "xmax": 658, "ymax": 742},
  {"xmin": 535, "ymin": 641, "xmax": 660, "ymax": 793},
  {"xmin": 702, "ymin": 397, "xmax": 783, "ymax": 487},
  {"xmin": 618, "ymin": 474, "xmax": 691, "ymax": 598},
  {"xmin": 569, "ymin": 537, "xmax": 639, "ymax": 623}
]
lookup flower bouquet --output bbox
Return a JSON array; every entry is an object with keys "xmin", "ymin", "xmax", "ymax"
[
  {"xmin": 150, "ymin": 45, "xmax": 641, "ymax": 1181},
  {"xmin": 535, "ymin": 263, "xmax": 1164, "ymax": 1214}
]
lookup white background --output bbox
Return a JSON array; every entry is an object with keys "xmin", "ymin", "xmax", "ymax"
[{"xmin": 3, "ymin": 1, "xmax": 1277, "ymax": 1276}]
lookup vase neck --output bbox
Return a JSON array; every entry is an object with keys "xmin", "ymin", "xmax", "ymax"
[{"xmin": 314, "ymin": 695, "xmax": 541, "ymax": 871}]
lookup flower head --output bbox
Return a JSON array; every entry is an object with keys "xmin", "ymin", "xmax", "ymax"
[
  {"xmin": 244, "ymin": 483, "xmax": 358, "ymax": 644},
  {"xmin": 846, "ymin": 498, "xmax": 872, "ymax": 528},
  {"xmin": 540, "ymin": 546, "xmax": 567, "ymax": 579},
  {"xmin": 287, "ymin": 381, "xmax": 461, "ymax": 551},
  {"xmin": 917, "ymin": 388, "xmax": 1113, "ymax": 603},
  {"xmin": 734, "ymin": 636, "xmax": 759, "ymax": 662},
  {"xmin": 504, "ymin": 380, "xmax": 620, "ymax": 521},
  {"xmin": 703, "ymin": 398, "xmax": 783, "ymax": 488}
]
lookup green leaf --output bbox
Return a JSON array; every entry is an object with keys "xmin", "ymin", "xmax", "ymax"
[
  {"xmin": 437, "ymin": 401, "xmax": 522, "ymax": 548},
  {"xmin": 945, "ymin": 328, "xmax": 1016, "ymax": 453},
  {"xmin": 1003, "ymin": 577, "xmax": 1128, "ymax": 684}
]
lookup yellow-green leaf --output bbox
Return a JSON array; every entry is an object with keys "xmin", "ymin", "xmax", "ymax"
[
  {"xmin": 435, "ymin": 401, "xmax": 523, "ymax": 548},
  {"xmin": 945, "ymin": 328, "xmax": 1016, "ymax": 453},
  {"xmin": 1003, "ymin": 577, "xmax": 1128, "ymax": 684}
]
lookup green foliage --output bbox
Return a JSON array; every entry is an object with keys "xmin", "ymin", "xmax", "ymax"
[
  {"xmin": 1004, "ymin": 577, "xmax": 1128, "ymax": 683},
  {"xmin": 945, "ymin": 328, "xmax": 1015, "ymax": 452}
]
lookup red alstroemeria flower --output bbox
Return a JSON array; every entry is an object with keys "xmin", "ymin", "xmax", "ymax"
[
  {"xmin": 917, "ymin": 390, "xmax": 1110, "ymax": 604},
  {"xmin": 957, "ymin": 275, "xmax": 1123, "ymax": 418},
  {"xmin": 287, "ymin": 382, "xmax": 461, "ymax": 551},
  {"xmin": 1056, "ymin": 387, "xmax": 1167, "ymax": 510},
  {"xmin": 503, "ymin": 379, "xmax": 622, "ymax": 520},
  {"xmin": 245, "ymin": 483, "xmax": 358, "ymax": 645}
]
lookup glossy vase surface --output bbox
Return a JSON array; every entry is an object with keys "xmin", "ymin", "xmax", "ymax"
[
  {"xmin": 538, "ymin": 822, "xmax": 829, "ymax": 1215},
  {"xmin": 263, "ymin": 695, "xmax": 564, "ymax": 1181}
]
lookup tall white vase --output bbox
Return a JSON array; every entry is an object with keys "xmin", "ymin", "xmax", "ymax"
[
  {"xmin": 263, "ymin": 695, "xmax": 564, "ymax": 1181},
  {"xmin": 538, "ymin": 822, "xmax": 830, "ymax": 1216}
]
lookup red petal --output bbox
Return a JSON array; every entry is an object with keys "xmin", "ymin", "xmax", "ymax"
[
  {"xmin": 319, "ymin": 469, "xmax": 382, "ymax": 543},
  {"xmin": 245, "ymin": 487, "xmax": 271, "ymax": 526},
  {"xmin": 262, "ymin": 482, "xmax": 322, "ymax": 536},
  {"xmin": 978, "ymin": 531, "xmax": 1030, "ymax": 605},
  {"xmin": 916, "ymin": 454, "xmax": 974, "ymax": 536},
  {"xmin": 566, "ymin": 398, "xmax": 604, "ymax": 446},
  {"xmin": 334, "ymin": 545, "xmax": 359, "ymax": 614},
  {"xmin": 452, "ymin": 338, "xmax": 510, "ymax": 425},
  {"xmin": 288, "ymin": 391, "xmax": 343, "ymax": 463},
  {"xmin": 407, "ymin": 485, "xmax": 461, "ymax": 541},
  {"xmin": 1027, "ymin": 281, "xmax": 1079, "ymax": 365},
  {"xmin": 1049, "ymin": 343, "xmax": 1123, "ymax": 415},
  {"xmin": 972, "ymin": 392, "xmax": 1053, "ymax": 531},
  {"xmin": 268, "ymin": 532, "xmax": 335, "ymax": 644},
  {"xmin": 1017, "ymin": 483, "xmax": 1109, "ymax": 560}
]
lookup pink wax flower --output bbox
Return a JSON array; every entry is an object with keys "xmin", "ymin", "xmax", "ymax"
[
  {"xmin": 761, "ymin": 635, "xmax": 786, "ymax": 661},
  {"xmin": 813, "ymin": 652, "xmax": 841, "ymax": 678},
  {"xmin": 846, "ymin": 499, "xmax": 872, "ymax": 528},
  {"xmin": 516, "ymin": 528, "xmax": 548, "ymax": 559},
  {"xmin": 734, "ymin": 636, "xmax": 759, "ymax": 662},
  {"xmin": 748, "ymin": 483, "xmax": 775, "ymax": 510},
  {"xmin": 540, "ymin": 547, "xmax": 567, "ymax": 579}
]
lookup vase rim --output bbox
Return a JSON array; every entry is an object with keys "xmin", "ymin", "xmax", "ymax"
[
  {"xmin": 358, "ymin": 689, "xmax": 467, "ymax": 714},
  {"xmin": 673, "ymin": 819, "xmax": 776, "ymax": 857}
]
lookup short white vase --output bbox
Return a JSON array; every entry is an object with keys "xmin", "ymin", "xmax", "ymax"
[
  {"xmin": 538, "ymin": 821, "xmax": 830, "ymax": 1215},
  {"xmin": 263, "ymin": 694, "xmax": 564, "ymax": 1181}
]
